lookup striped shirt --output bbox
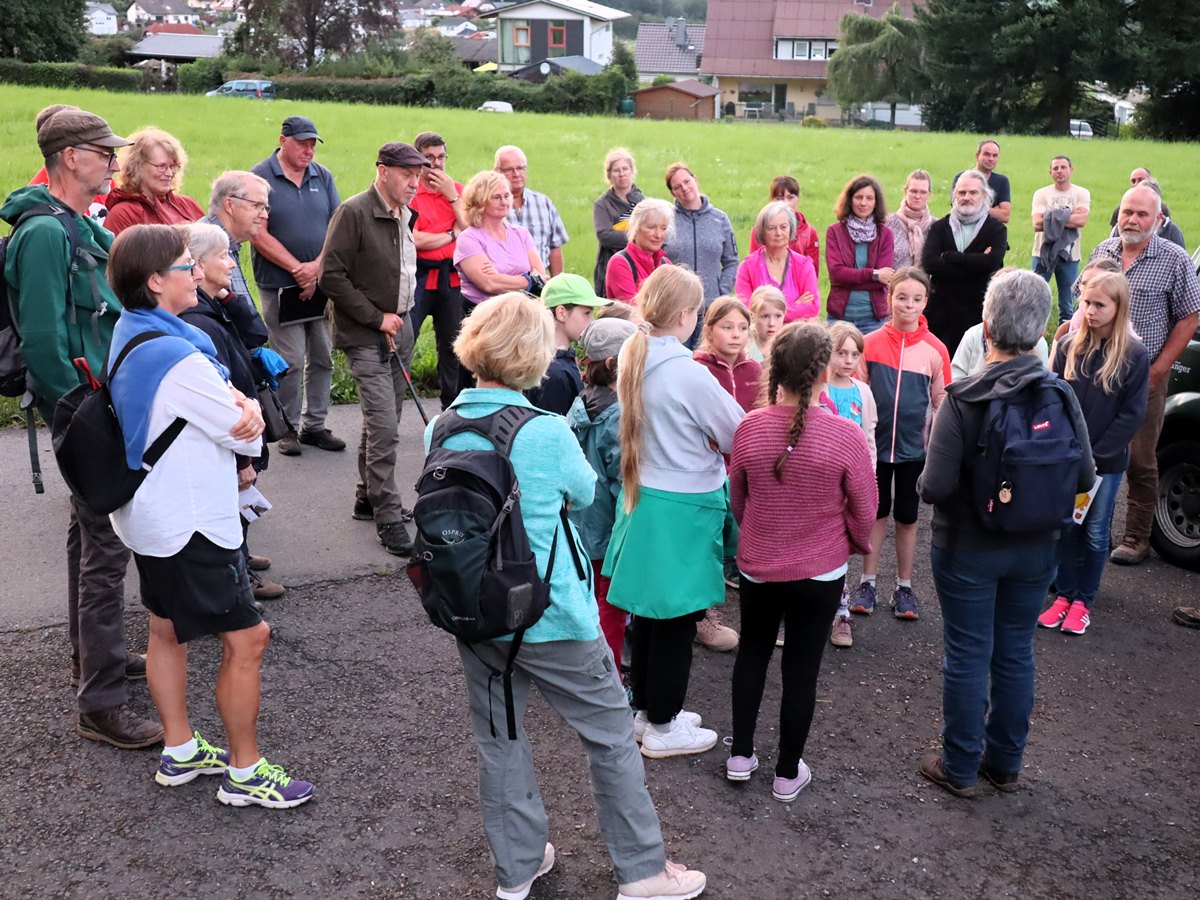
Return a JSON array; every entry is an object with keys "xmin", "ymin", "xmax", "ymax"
[{"xmin": 507, "ymin": 187, "xmax": 568, "ymax": 269}]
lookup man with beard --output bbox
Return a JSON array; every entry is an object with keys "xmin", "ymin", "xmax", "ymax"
[
  {"xmin": 1078, "ymin": 184, "xmax": 1200, "ymax": 566},
  {"xmin": 952, "ymin": 139, "xmax": 1011, "ymax": 225},
  {"xmin": 920, "ymin": 170, "xmax": 1008, "ymax": 357}
]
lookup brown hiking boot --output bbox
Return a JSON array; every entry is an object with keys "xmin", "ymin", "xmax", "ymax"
[
  {"xmin": 1109, "ymin": 539, "xmax": 1149, "ymax": 566},
  {"xmin": 694, "ymin": 607, "xmax": 738, "ymax": 652},
  {"xmin": 77, "ymin": 705, "xmax": 164, "ymax": 749},
  {"xmin": 250, "ymin": 571, "xmax": 286, "ymax": 600}
]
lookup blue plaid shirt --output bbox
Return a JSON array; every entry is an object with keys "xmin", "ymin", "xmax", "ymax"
[{"xmin": 506, "ymin": 187, "xmax": 568, "ymax": 270}]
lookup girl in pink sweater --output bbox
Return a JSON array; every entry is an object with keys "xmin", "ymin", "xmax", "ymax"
[{"xmin": 727, "ymin": 322, "xmax": 877, "ymax": 802}]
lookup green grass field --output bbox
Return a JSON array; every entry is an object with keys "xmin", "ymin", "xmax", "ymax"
[{"xmin": 2, "ymin": 84, "xmax": 1195, "ymax": 417}]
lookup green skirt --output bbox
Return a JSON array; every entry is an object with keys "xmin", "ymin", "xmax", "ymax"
[{"xmin": 602, "ymin": 484, "xmax": 737, "ymax": 619}]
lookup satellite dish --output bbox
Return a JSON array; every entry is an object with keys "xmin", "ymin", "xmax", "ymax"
[{"xmin": 539, "ymin": 62, "xmax": 551, "ymax": 74}]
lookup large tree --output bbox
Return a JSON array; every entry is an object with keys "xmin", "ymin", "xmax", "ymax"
[
  {"xmin": 1122, "ymin": 0, "xmax": 1200, "ymax": 140},
  {"xmin": 826, "ymin": 2, "xmax": 926, "ymax": 126},
  {"xmin": 0, "ymin": 0, "xmax": 85, "ymax": 62}
]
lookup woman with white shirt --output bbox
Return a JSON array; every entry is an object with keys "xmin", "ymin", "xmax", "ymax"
[{"xmin": 106, "ymin": 223, "xmax": 313, "ymax": 809}]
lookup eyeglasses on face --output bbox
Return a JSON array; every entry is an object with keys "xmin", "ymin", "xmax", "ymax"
[
  {"xmin": 75, "ymin": 145, "xmax": 118, "ymax": 165},
  {"xmin": 163, "ymin": 261, "xmax": 196, "ymax": 274},
  {"xmin": 423, "ymin": 153, "xmax": 447, "ymax": 163},
  {"xmin": 499, "ymin": 165, "xmax": 527, "ymax": 175},
  {"xmin": 230, "ymin": 195, "xmax": 271, "ymax": 214},
  {"xmin": 147, "ymin": 161, "xmax": 181, "ymax": 175}
]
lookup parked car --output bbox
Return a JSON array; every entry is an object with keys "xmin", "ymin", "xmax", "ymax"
[
  {"xmin": 1069, "ymin": 118, "xmax": 1094, "ymax": 139},
  {"xmin": 206, "ymin": 80, "xmax": 275, "ymax": 99},
  {"xmin": 477, "ymin": 101, "xmax": 514, "ymax": 113},
  {"xmin": 1151, "ymin": 245, "xmax": 1200, "ymax": 570}
]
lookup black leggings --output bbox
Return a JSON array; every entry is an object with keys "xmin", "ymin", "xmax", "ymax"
[
  {"xmin": 731, "ymin": 576, "xmax": 843, "ymax": 778},
  {"xmin": 629, "ymin": 612, "xmax": 703, "ymax": 725}
]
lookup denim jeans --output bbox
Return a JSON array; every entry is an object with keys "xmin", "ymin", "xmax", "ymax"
[
  {"xmin": 828, "ymin": 313, "xmax": 885, "ymax": 336},
  {"xmin": 1031, "ymin": 257, "xmax": 1080, "ymax": 326},
  {"xmin": 930, "ymin": 540, "xmax": 1058, "ymax": 784},
  {"xmin": 1056, "ymin": 472, "xmax": 1123, "ymax": 608}
]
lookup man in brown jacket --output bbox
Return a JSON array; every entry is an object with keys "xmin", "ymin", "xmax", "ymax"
[{"xmin": 318, "ymin": 142, "xmax": 430, "ymax": 555}]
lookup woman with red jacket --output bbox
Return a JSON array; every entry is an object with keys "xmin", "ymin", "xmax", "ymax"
[
  {"xmin": 104, "ymin": 127, "xmax": 204, "ymax": 235},
  {"xmin": 825, "ymin": 174, "xmax": 894, "ymax": 335},
  {"xmin": 605, "ymin": 198, "xmax": 674, "ymax": 303}
]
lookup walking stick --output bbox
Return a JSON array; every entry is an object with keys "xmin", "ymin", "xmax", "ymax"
[{"xmin": 388, "ymin": 334, "xmax": 430, "ymax": 426}]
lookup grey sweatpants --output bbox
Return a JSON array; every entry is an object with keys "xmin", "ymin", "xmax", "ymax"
[{"xmin": 457, "ymin": 636, "xmax": 667, "ymax": 889}]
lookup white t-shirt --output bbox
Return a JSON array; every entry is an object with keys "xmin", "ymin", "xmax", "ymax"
[
  {"xmin": 1031, "ymin": 184, "xmax": 1091, "ymax": 260},
  {"xmin": 110, "ymin": 353, "xmax": 262, "ymax": 557}
]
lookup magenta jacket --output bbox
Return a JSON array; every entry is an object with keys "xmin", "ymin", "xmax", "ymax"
[
  {"xmin": 692, "ymin": 350, "xmax": 763, "ymax": 413},
  {"xmin": 604, "ymin": 242, "xmax": 671, "ymax": 302},
  {"xmin": 824, "ymin": 222, "xmax": 894, "ymax": 320},
  {"xmin": 734, "ymin": 248, "xmax": 820, "ymax": 321}
]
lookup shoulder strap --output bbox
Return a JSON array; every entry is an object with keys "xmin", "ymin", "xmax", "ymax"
[
  {"xmin": 105, "ymin": 331, "xmax": 166, "ymax": 383},
  {"xmin": 430, "ymin": 405, "xmax": 545, "ymax": 457},
  {"xmin": 617, "ymin": 249, "xmax": 638, "ymax": 284}
]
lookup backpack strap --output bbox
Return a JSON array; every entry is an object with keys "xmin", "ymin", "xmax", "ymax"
[
  {"xmin": 13, "ymin": 204, "xmax": 104, "ymax": 343},
  {"xmin": 100, "ymin": 331, "xmax": 189, "ymax": 471}
]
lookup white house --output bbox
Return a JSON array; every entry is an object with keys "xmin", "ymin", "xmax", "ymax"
[
  {"xmin": 438, "ymin": 17, "xmax": 479, "ymax": 38},
  {"xmin": 127, "ymin": 0, "xmax": 200, "ymax": 27},
  {"xmin": 478, "ymin": 0, "xmax": 629, "ymax": 74},
  {"xmin": 86, "ymin": 2, "xmax": 120, "ymax": 35}
]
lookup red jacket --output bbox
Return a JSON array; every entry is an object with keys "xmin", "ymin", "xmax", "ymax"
[
  {"xmin": 693, "ymin": 350, "xmax": 762, "ymax": 413},
  {"xmin": 103, "ymin": 186, "xmax": 204, "ymax": 235},
  {"xmin": 748, "ymin": 210, "xmax": 820, "ymax": 278},
  {"xmin": 824, "ymin": 221, "xmax": 894, "ymax": 321}
]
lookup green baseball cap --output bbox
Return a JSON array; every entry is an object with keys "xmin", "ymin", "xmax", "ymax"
[{"xmin": 541, "ymin": 273, "xmax": 613, "ymax": 310}]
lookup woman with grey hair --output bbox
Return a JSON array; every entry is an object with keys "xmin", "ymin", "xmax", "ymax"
[
  {"xmin": 916, "ymin": 268, "xmax": 1094, "ymax": 798},
  {"xmin": 604, "ymin": 197, "xmax": 674, "ymax": 303},
  {"xmin": 734, "ymin": 201, "xmax": 820, "ymax": 321}
]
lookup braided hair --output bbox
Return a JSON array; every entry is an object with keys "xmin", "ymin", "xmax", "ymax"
[{"xmin": 767, "ymin": 322, "xmax": 832, "ymax": 481}]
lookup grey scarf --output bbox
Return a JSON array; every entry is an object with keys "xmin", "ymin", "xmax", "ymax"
[{"xmin": 949, "ymin": 205, "xmax": 987, "ymax": 252}]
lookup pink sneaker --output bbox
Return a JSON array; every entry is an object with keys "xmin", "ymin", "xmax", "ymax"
[
  {"xmin": 1037, "ymin": 596, "xmax": 1071, "ymax": 629},
  {"xmin": 1061, "ymin": 600, "xmax": 1091, "ymax": 635},
  {"xmin": 617, "ymin": 860, "xmax": 706, "ymax": 899}
]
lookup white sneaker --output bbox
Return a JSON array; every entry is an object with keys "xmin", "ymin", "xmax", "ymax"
[
  {"xmin": 632, "ymin": 709, "xmax": 702, "ymax": 743},
  {"xmin": 640, "ymin": 719, "xmax": 718, "ymax": 759},
  {"xmin": 617, "ymin": 860, "xmax": 707, "ymax": 899},
  {"xmin": 496, "ymin": 843, "xmax": 554, "ymax": 900}
]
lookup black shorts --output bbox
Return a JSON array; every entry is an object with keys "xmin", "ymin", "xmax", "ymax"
[
  {"xmin": 876, "ymin": 459, "xmax": 925, "ymax": 525},
  {"xmin": 136, "ymin": 532, "xmax": 262, "ymax": 644}
]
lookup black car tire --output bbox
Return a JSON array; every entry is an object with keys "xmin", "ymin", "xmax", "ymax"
[{"xmin": 1152, "ymin": 440, "xmax": 1200, "ymax": 571}]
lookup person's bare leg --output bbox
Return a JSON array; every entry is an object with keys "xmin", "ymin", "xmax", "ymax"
[
  {"xmin": 146, "ymin": 613, "xmax": 191, "ymax": 747},
  {"xmin": 215, "ymin": 621, "xmax": 270, "ymax": 768},
  {"xmin": 895, "ymin": 522, "xmax": 917, "ymax": 582},
  {"xmin": 863, "ymin": 519, "xmax": 888, "ymax": 577}
]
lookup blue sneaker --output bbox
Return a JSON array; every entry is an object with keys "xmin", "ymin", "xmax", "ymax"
[
  {"xmin": 892, "ymin": 586, "xmax": 920, "ymax": 620},
  {"xmin": 155, "ymin": 731, "xmax": 230, "ymax": 787},
  {"xmin": 216, "ymin": 758, "xmax": 314, "ymax": 809},
  {"xmin": 848, "ymin": 582, "xmax": 877, "ymax": 615}
]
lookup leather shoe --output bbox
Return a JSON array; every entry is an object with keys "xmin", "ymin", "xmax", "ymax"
[
  {"xmin": 299, "ymin": 428, "xmax": 346, "ymax": 451},
  {"xmin": 250, "ymin": 571, "xmax": 286, "ymax": 600},
  {"xmin": 918, "ymin": 754, "xmax": 980, "ymax": 798},
  {"xmin": 247, "ymin": 554, "xmax": 271, "ymax": 571},
  {"xmin": 352, "ymin": 496, "xmax": 374, "ymax": 521},
  {"xmin": 377, "ymin": 521, "xmax": 414, "ymax": 556},
  {"xmin": 278, "ymin": 431, "xmax": 302, "ymax": 456},
  {"xmin": 70, "ymin": 653, "xmax": 147, "ymax": 688},
  {"xmin": 1109, "ymin": 540, "xmax": 1149, "ymax": 566},
  {"xmin": 77, "ymin": 704, "xmax": 163, "ymax": 749}
]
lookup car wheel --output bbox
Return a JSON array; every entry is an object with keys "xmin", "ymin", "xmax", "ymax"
[{"xmin": 1152, "ymin": 440, "xmax": 1200, "ymax": 571}]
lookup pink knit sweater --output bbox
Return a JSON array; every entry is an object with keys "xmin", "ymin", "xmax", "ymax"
[{"xmin": 730, "ymin": 405, "xmax": 878, "ymax": 582}]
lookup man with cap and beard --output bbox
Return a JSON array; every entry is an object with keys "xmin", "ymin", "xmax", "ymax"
[
  {"xmin": 1, "ymin": 108, "xmax": 163, "ymax": 748},
  {"xmin": 318, "ymin": 142, "xmax": 431, "ymax": 556}
]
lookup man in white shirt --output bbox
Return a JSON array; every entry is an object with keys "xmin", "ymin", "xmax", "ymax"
[{"xmin": 1031, "ymin": 155, "xmax": 1090, "ymax": 324}]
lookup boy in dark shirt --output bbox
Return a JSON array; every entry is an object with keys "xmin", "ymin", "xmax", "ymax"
[{"xmin": 526, "ymin": 273, "xmax": 611, "ymax": 415}]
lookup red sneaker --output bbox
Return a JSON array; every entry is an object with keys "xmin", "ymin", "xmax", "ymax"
[
  {"xmin": 1037, "ymin": 596, "xmax": 1071, "ymax": 629},
  {"xmin": 1061, "ymin": 600, "xmax": 1091, "ymax": 635}
]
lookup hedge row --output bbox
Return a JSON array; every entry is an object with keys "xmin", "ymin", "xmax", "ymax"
[{"xmin": 0, "ymin": 59, "xmax": 143, "ymax": 92}]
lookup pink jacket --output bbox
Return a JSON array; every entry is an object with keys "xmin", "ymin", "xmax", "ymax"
[
  {"xmin": 824, "ymin": 222, "xmax": 894, "ymax": 321},
  {"xmin": 604, "ymin": 242, "xmax": 671, "ymax": 302},
  {"xmin": 734, "ymin": 248, "xmax": 820, "ymax": 321},
  {"xmin": 692, "ymin": 350, "xmax": 763, "ymax": 413}
]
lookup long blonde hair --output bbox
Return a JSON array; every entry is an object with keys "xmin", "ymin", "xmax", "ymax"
[
  {"xmin": 1063, "ymin": 269, "xmax": 1136, "ymax": 395},
  {"xmin": 617, "ymin": 265, "xmax": 704, "ymax": 511}
]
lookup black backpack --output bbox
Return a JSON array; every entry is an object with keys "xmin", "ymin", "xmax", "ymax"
[
  {"xmin": 51, "ymin": 331, "xmax": 187, "ymax": 516},
  {"xmin": 970, "ymin": 371, "xmax": 1084, "ymax": 533},
  {"xmin": 406, "ymin": 405, "xmax": 586, "ymax": 739}
]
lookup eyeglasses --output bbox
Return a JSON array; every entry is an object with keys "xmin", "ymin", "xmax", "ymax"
[
  {"xmin": 163, "ymin": 261, "xmax": 196, "ymax": 274},
  {"xmin": 147, "ymin": 161, "xmax": 181, "ymax": 175},
  {"xmin": 609, "ymin": 166, "xmax": 633, "ymax": 176},
  {"xmin": 423, "ymin": 153, "xmax": 447, "ymax": 163},
  {"xmin": 75, "ymin": 145, "xmax": 118, "ymax": 165},
  {"xmin": 230, "ymin": 195, "xmax": 271, "ymax": 214},
  {"xmin": 498, "ymin": 165, "xmax": 527, "ymax": 175}
]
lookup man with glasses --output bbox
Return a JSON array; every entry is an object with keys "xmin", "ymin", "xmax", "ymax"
[
  {"xmin": 251, "ymin": 116, "xmax": 344, "ymax": 456},
  {"xmin": 2, "ymin": 108, "xmax": 163, "ymax": 749},
  {"xmin": 495, "ymin": 144, "xmax": 568, "ymax": 276},
  {"xmin": 409, "ymin": 131, "xmax": 469, "ymax": 409}
]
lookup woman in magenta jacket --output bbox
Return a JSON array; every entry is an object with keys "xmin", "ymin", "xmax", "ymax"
[
  {"xmin": 735, "ymin": 201, "xmax": 819, "ymax": 321},
  {"xmin": 825, "ymin": 174, "xmax": 894, "ymax": 335},
  {"xmin": 604, "ymin": 198, "xmax": 674, "ymax": 303}
]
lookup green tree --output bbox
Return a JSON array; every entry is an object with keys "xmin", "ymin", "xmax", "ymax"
[
  {"xmin": 609, "ymin": 40, "xmax": 638, "ymax": 86},
  {"xmin": 0, "ymin": 0, "xmax": 85, "ymax": 62},
  {"xmin": 1123, "ymin": 0, "xmax": 1200, "ymax": 140},
  {"xmin": 825, "ymin": 2, "xmax": 925, "ymax": 127}
]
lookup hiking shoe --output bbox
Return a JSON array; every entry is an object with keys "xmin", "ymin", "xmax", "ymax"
[
  {"xmin": 352, "ymin": 496, "xmax": 374, "ymax": 521},
  {"xmin": 247, "ymin": 554, "xmax": 271, "ymax": 571},
  {"xmin": 155, "ymin": 731, "xmax": 230, "ymax": 787},
  {"xmin": 722, "ymin": 558, "xmax": 740, "ymax": 590},
  {"xmin": 1109, "ymin": 539, "xmax": 1149, "ymax": 566},
  {"xmin": 979, "ymin": 761, "xmax": 1020, "ymax": 793},
  {"xmin": 70, "ymin": 652, "xmax": 147, "ymax": 688},
  {"xmin": 1173, "ymin": 606, "xmax": 1200, "ymax": 628},
  {"xmin": 848, "ymin": 582, "xmax": 877, "ymax": 615},
  {"xmin": 216, "ymin": 758, "xmax": 314, "ymax": 809},
  {"xmin": 1038, "ymin": 596, "xmax": 1071, "ymax": 629},
  {"xmin": 640, "ymin": 719, "xmax": 718, "ymax": 759},
  {"xmin": 892, "ymin": 586, "xmax": 919, "ymax": 620},
  {"xmin": 694, "ymin": 607, "xmax": 738, "ymax": 652},
  {"xmin": 277, "ymin": 431, "xmax": 302, "ymax": 456},
  {"xmin": 617, "ymin": 860, "xmax": 706, "ymax": 900},
  {"xmin": 725, "ymin": 753, "xmax": 758, "ymax": 782},
  {"xmin": 496, "ymin": 842, "xmax": 555, "ymax": 900},
  {"xmin": 78, "ymin": 704, "xmax": 163, "ymax": 750},
  {"xmin": 633, "ymin": 709, "xmax": 702, "ymax": 743},
  {"xmin": 1061, "ymin": 600, "xmax": 1090, "ymax": 635},
  {"xmin": 830, "ymin": 616, "xmax": 853, "ymax": 648},
  {"xmin": 377, "ymin": 521, "xmax": 414, "ymax": 556},
  {"xmin": 250, "ymin": 571, "xmax": 286, "ymax": 601},
  {"xmin": 771, "ymin": 760, "xmax": 812, "ymax": 802},
  {"xmin": 299, "ymin": 428, "xmax": 346, "ymax": 452},
  {"xmin": 918, "ymin": 754, "xmax": 979, "ymax": 798}
]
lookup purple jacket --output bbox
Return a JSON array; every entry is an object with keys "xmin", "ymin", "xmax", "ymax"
[{"xmin": 824, "ymin": 221, "xmax": 894, "ymax": 320}]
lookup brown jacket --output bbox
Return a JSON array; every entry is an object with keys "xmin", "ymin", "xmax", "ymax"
[{"xmin": 319, "ymin": 184, "xmax": 418, "ymax": 350}]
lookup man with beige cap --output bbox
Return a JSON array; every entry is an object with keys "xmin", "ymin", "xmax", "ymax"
[{"xmin": 1, "ymin": 108, "xmax": 163, "ymax": 749}]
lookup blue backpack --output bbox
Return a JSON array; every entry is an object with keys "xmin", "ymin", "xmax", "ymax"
[{"xmin": 971, "ymin": 371, "xmax": 1084, "ymax": 533}]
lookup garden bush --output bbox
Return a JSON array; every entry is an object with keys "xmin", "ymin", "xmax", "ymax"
[{"xmin": 0, "ymin": 59, "xmax": 141, "ymax": 92}]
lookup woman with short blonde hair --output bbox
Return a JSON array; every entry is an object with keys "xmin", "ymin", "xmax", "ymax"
[
  {"xmin": 453, "ymin": 171, "xmax": 546, "ymax": 306},
  {"xmin": 593, "ymin": 148, "xmax": 645, "ymax": 296},
  {"xmin": 104, "ymin": 127, "xmax": 204, "ymax": 234}
]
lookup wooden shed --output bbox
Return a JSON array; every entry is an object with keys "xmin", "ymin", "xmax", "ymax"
[{"xmin": 633, "ymin": 79, "xmax": 720, "ymax": 121}]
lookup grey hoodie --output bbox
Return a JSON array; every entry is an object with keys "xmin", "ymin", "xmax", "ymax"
[
  {"xmin": 918, "ymin": 354, "xmax": 1094, "ymax": 550},
  {"xmin": 664, "ymin": 196, "xmax": 739, "ymax": 301}
]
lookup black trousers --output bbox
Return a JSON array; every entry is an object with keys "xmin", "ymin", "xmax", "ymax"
[
  {"xmin": 731, "ymin": 576, "xmax": 843, "ymax": 778},
  {"xmin": 629, "ymin": 612, "xmax": 703, "ymax": 725},
  {"xmin": 410, "ymin": 264, "xmax": 465, "ymax": 410}
]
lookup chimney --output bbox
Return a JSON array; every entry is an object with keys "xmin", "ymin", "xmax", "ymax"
[{"xmin": 675, "ymin": 19, "xmax": 688, "ymax": 49}]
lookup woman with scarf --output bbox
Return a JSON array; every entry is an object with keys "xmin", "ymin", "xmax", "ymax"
[
  {"xmin": 885, "ymin": 170, "xmax": 935, "ymax": 269},
  {"xmin": 592, "ymin": 148, "xmax": 645, "ymax": 296},
  {"xmin": 826, "ymin": 174, "xmax": 894, "ymax": 335},
  {"xmin": 106, "ymin": 224, "xmax": 314, "ymax": 809},
  {"xmin": 921, "ymin": 169, "xmax": 1008, "ymax": 357}
]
